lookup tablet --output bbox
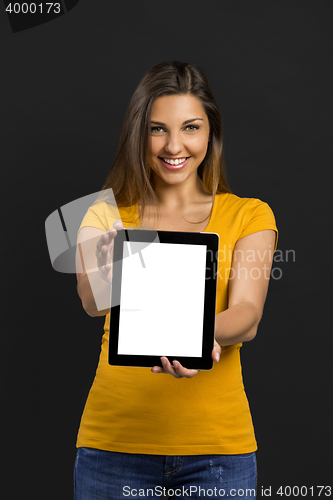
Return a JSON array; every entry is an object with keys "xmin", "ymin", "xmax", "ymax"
[{"xmin": 108, "ymin": 229, "xmax": 219, "ymax": 370}]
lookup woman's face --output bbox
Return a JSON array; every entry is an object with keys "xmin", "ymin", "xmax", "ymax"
[{"xmin": 147, "ymin": 94, "xmax": 210, "ymax": 189}]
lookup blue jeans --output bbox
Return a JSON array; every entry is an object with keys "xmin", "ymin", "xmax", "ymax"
[{"xmin": 74, "ymin": 447, "xmax": 257, "ymax": 499}]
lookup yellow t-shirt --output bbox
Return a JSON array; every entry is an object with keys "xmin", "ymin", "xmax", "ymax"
[{"xmin": 76, "ymin": 192, "xmax": 278, "ymax": 455}]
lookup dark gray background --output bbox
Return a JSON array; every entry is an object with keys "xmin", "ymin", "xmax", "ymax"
[{"xmin": 1, "ymin": 1, "xmax": 332, "ymax": 498}]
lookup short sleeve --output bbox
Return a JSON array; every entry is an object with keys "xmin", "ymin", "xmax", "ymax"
[
  {"xmin": 238, "ymin": 200, "xmax": 278, "ymax": 250},
  {"xmin": 78, "ymin": 202, "xmax": 120, "ymax": 234}
]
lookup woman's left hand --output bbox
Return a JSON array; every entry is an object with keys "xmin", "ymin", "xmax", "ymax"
[{"xmin": 151, "ymin": 340, "xmax": 221, "ymax": 379}]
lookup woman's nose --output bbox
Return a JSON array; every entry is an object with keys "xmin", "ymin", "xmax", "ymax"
[{"xmin": 164, "ymin": 132, "xmax": 183, "ymax": 155}]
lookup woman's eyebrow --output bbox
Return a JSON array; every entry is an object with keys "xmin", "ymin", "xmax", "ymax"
[
  {"xmin": 182, "ymin": 118, "xmax": 204, "ymax": 125},
  {"xmin": 151, "ymin": 118, "xmax": 204, "ymax": 126}
]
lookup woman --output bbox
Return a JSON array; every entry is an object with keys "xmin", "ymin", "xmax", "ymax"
[{"xmin": 75, "ymin": 61, "xmax": 278, "ymax": 499}]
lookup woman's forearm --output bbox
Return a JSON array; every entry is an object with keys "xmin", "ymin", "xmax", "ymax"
[
  {"xmin": 215, "ymin": 301, "xmax": 261, "ymax": 346},
  {"xmin": 77, "ymin": 272, "xmax": 111, "ymax": 317}
]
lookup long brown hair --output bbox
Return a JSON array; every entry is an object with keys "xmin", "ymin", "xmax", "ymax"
[{"xmin": 101, "ymin": 61, "xmax": 231, "ymax": 224}]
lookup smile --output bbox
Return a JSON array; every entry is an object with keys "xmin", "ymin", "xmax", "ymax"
[{"xmin": 158, "ymin": 157, "xmax": 190, "ymax": 170}]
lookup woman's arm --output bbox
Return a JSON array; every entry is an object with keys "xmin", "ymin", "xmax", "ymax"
[
  {"xmin": 76, "ymin": 221, "xmax": 124, "ymax": 317},
  {"xmin": 152, "ymin": 229, "xmax": 276, "ymax": 378},
  {"xmin": 215, "ymin": 229, "xmax": 277, "ymax": 346}
]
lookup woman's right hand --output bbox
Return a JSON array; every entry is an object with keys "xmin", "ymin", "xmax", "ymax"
[{"xmin": 96, "ymin": 220, "xmax": 125, "ymax": 283}]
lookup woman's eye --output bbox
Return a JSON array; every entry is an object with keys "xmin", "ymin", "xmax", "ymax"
[
  {"xmin": 151, "ymin": 126, "xmax": 164, "ymax": 133},
  {"xmin": 184, "ymin": 125, "xmax": 199, "ymax": 131}
]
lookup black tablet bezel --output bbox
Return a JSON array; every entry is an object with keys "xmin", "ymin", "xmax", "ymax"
[{"xmin": 108, "ymin": 229, "xmax": 219, "ymax": 370}]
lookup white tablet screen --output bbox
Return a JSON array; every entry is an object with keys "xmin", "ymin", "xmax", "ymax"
[{"xmin": 117, "ymin": 241, "xmax": 207, "ymax": 357}]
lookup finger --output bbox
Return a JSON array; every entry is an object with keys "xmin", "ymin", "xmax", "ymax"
[
  {"xmin": 212, "ymin": 340, "xmax": 221, "ymax": 363},
  {"xmin": 103, "ymin": 224, "xmax": 123, "ymax": 248},
  {"xmin": 96, "ymin": 230, "xmax": 116, "ymax": 263},
  {"xmin": 100, "ymin": 262, "xmax": 111, "ymax": 275},
  {"xmin": 97, "ymin": 245, "xmax": 110, "ymax": 268},
  {"xmin": 113, "ymin": 220, "xmax": 125, "ymax": 230},
  {"xmin": 151, "ymin": 366, "xmax": 164, "ymax": 373},
  {"xmin": 172, "ymin": 360, "xmax": 200, "ymax": 378},
  {"xmin": 106, "ymin": 227, "xmax": 117, "ymax": 241},
  {"xmin": 104, "ymin": 228, "xmax": 117, "ymax": 248},
  {"xmin": 160, "ymin": 357, "xmax": 182, "ymax": 378},
  {"xmin": 96, "ymin": 230, "xmax": 114, "ymax": 254},
  {"xmin": 101, "ymin": 221, "xmax": 124, "ymax": 249},
  {"xmin": 151, "ymin": 359, "xmax": 199, "ymax": 378}
]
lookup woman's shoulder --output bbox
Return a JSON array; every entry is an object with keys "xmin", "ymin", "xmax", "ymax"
[
  {"xmin": 213, "ymin": 192, "xmax": 277, "ymax": 243},
  {"xmin": 214, "ymin": 192, "xmax": 273, "ymax": 213},
  {"xmin": 87, "ymin": 200, "xmax": 137, "ymax": 218},
  {"xmin": 79, "ymin": 200, "xmax": 127, "ymax": 233},
  {"xmin": 214, "ymin": 192, "xmax": 277, "ymax": 230}
]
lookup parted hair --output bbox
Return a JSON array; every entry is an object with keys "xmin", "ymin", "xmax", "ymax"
[{"xmin": 100, "ymin": 61, "xmax": 231, "ymax": 223}]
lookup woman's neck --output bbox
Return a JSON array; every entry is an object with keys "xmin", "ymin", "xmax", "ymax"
[{"xmin": 147, "ymin": 174, "xmax": 211, "ymax": 209}]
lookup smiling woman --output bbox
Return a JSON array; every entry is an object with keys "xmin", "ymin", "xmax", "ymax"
[
  {"xmin": 149, "ymin": 95, "xmax": 210, "ymax": 180},
  {"xmin": 99, "ymin": 61, "xmax": 230, "ymax": 228},
  {"xmin": 74, "ymin": 61, "xmax": 278, "ymax": 500}
]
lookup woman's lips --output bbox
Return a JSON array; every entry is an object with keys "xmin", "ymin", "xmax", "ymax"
[{"xmin": 158, "ymin": 157, "xmax": 190, "ymax": 170}]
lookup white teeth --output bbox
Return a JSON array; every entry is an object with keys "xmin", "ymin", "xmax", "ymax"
[{"xmin": 163, "ymin": 157, "xmax": 187, "ymax": 165}]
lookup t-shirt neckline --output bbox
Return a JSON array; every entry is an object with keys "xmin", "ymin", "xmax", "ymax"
[{"xmin": 134, "ymin": 193, "xmax": 222, "ymax": 233}]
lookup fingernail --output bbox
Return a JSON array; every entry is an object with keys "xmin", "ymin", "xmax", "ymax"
[
  {"xmin": 216, "ymin": 353, "xmax": 220, "ymax": 362},
  {"xmin": 161, "ymin": 357, "xmax": 166, "ymax": 366}
]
